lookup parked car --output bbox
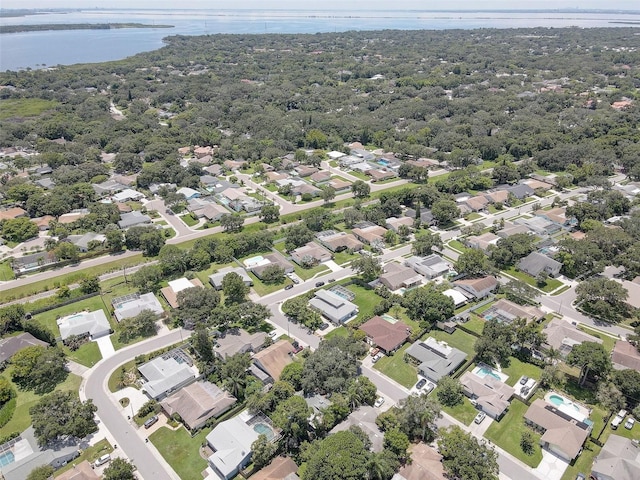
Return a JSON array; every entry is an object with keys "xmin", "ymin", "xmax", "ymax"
[
  {"xmin": 374, "ymin": 397, "xmax": 385, "ymax": 408},
  {"xmin": 611, "ymin": 409, "xmax": 628, "ymax": 429},
  {"xmin": 575, "ymin": 474, "xmax": 586, "ymax": 480},
  {"xmin": 625, "ymin": 418, "xmax": 635, "ymax": 430},
  {"xmin": 268, "ymin": 331, "xmax": 278, "ymax": 338},
  {"xmin": 474, "ymin": 412, "xmax": 486, "ymax": 424},
  {"xmin": 143, "ymin": 415, "xmax": 159, "ymax": 429},
  {"xmin": 520, "ymin": 376, "xmax": 529, "ymax": 385},
  {"xmin": 315, "ymin": 281, "xmax": 325, "ymax": 287},
  {"xmin": 372, "ymin": 353, "xmax": 383, "ymax": 363},
  {"xmin": 292, "ymin": 278, "xmax": 300, "ymax": 284},
  {"xmin": 328, "ymin": 278, "xmax": 336, "ymax": 283},
  {"xmin": 425, "ymin": 381, "xmax": 436, "ymax": 393},
  {"xmin": 284, "ymin": 284, "xmax": 294, "ymax": 290},
  {"xmin": 94, "ymin": 454, "xmax": 111, "ymax": 467},
  {"xmin": 319, "ymin": 323, "xmax": 330, "ymax": 331},
  {"xmin": 416, "ymin": 378, "xmax": 427, "ymax": 390}
]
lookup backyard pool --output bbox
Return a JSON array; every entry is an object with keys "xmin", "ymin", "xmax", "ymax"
[
  {"xmin": 243, "ymin": 255, "xmax": 268, "ymax": 268},
  {"xmin": 0, "ymin": 450, "xmax": 15, "ymax": 467},
  {"xmin": 545, "ymin": 392, "xmax": 591, "ymax": 424},
  {"xmin": 253, "ymin": 422, "xmax": 275, "ymax": 440},
  {"xmin": 473, "ymin": 365, "xmax": 509, "ymax": 383}
]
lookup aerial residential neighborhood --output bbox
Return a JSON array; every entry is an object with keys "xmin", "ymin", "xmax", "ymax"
[{"xmin": 1, "ymin": 19, "xmax": 640, "ymax": 480}]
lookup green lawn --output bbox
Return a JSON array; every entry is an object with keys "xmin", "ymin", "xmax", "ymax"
[
  {"xmin": 465, "ymin": 212, "xmax": 483, "ymax": 221},
  {"xmin": 373, "ymin": 343, "xmax": 417, "ymax": 389},
  {"xmin": 577, "ymin": 325, "xmax": 616, "ymax": 353},
  {"xmin": 294, "ymin": 263, "xmax": 330, "ymax": 281},
  {"xmin": 108, "ymin": 359, "xmax": 137, "ymax": 393},
  {"xmin": 0, "ymin": 261, "xmax": 15, "ymax": 281},
  {"xmin": 67, "ymin": 341, "xmax": 102, "ymax": 368},
  {"xmin": 55, "ymin": 439, "xmax": 114, "ymax": 476},
  {"xmin": 503, "ymin": 267, "xmax": 563, "ymax": 293},
  {"xmin": 560, "ymin": 440, "xmax": 600, "ymax": 480},
  {"xmin": 150, "ymin": 426, "xmax": 209, "ymax": 480},
  {"xmin": 179, "ymin": 213, "xmax": 199, "ymax": 227},
  {"xmin": 248, "ymin": 272, "xmax": 292, "ymax": 296},
  {"xmin": 484, "ymin": 399, "xmax": 543, "ymax": 468},
  {"xmin": 325, "ymin": 326, "xmax": 349, "ymax": 339},
  {"xmin": 0, "ymin": 372, "xmax": 82, "ymax": 438},
  {"xmin": 346, "ymin": 284, "xmax": 382, "ymax": 323},
  {"xmin": 193, "ymin": 261, "xmax": 235, "ymax": 286},
  {"xmin": 447, "ymin": 240, "xmax": 472, "ymax": 254},
  {"xmin": 0, "ymin": 98, "xmax": 59, "ymax": 119},
  {"xmin": 438, "ymin": 393, "xmax": 481, "ymax": 425},
  {"xmin": 463, "ymin": 315, "xmax": 485, "ymax": 335},
  {"xmin": 499, "ymin": 357, "xmax": 543, "ymax": 387},
  {"xmin": 332, "ymin": 250, "xmax": 357, "ymax": 266},
  {"xmin": 427, "ymin": 328, "xmax": 477, "ymax": 356}
]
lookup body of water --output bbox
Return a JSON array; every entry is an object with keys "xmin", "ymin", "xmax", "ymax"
[{"xmin": 1, "ymin": 9, "xmax": 639, "ymax": 71}]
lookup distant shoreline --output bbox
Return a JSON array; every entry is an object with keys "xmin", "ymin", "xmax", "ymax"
[{"xmin": 0, "ymin": 23, "xmax": 174, "ymax": 34}]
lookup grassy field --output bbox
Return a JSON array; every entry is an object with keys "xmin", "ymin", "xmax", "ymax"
[
  {"xmin": 438, "ymin": 393, "xmax": 479, "ymax": 425},
  {"xmin": 503, "ymin": 267, "xmax": 563, "ymax": 293},
  {"xmin": 248, "ymin": 271, "xmax": 292, "ymax": 296},
  {"xmin": 0, "ymin": 261, "xmax": 15, "ymax": 281},
  {"xmin": 0, "ymin": 372, "xmax": 82, "ymax": 438},
  {"xmin": 332, "ymin": 250, "xmax": 357, "ymax": 266},
  {"xmin": 0, "ymin": 98, "xmax": 59, "ymax": 119},
  {"xmin": 484, "ymin": 399, "xmax": 543, "ymax": 468},
  {"xmin": 0, "ymin": 254, "xmax": 144, "ymax": 303},
  {"xmin": 346, "ymin": 284, "xmax": 382, "ymax": 323},
  {"xmin": 373, "ymin": 343, "xmax": 417, "ymax": 389},
  {"xmin": 150, "ymin": 426, "xmax": 209, "ymax": 480},
  {"xmin": 294, "ymin": 263, "xmax": 330, "ymax": 281},
  {"xmin": 427, "ymin": 328, "xmax": 477, "ymax": 356},
  {"xmin": 447, "ymin": 240, "xmax": 472, "ymax": 254},
  {"xmin": 500, "ymin": 357, "xmax": 543, "ymax": 387},
  {"xmin": 577, "ymin": 325, "xmax": 616, "ymax": 353},
  {"xmin": 463, "ymin": 315, "xmax": 485, "ymax": 335}
]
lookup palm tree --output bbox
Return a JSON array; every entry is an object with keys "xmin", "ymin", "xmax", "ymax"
[{"xmin": 367, "ymin": 453, "xmax": 387, "ymax": 480}]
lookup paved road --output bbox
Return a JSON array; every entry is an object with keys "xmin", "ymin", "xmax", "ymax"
[{"xmin": 84, "ymin": 328, "xmax": 191, "ymax": 480}]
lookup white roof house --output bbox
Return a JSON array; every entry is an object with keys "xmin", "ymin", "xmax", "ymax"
[
  {"xmin": 169, "ymin": 278, "xmax": 196, "ymax": 294},
  {"xmin": 112, "ymin": 292, "xmax": 164, "ymax": 322},
  {"xmin": 113, "ymin": 188, "xmax": 145, "ymax": 203},
  {"xmin": 138, "ymin": 350, "xmax": 198, "ymax": 400},
  {"xmin": 442, "ymin": 288, "xmax": 467, "ymax": 308},
  {"xmin": 309, "ymin": 289, "xmax": 358, "ymax": 324},
  {"xmin": 57, "ymin": 310, "xmax": 111, "ymax": 341},
  {"xmin": 177, "ymin": 187, "xmax": 200, "ymax": 199}
]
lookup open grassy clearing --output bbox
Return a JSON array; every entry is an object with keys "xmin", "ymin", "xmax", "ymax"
[
  {"xmin": 373, "ymin": 343, "xmax": 417, "ymax": 389},
  {"xmin": 150, "ymin": 426, "xmax": 209, "ymax": 480},
  {"xmin": 0, "ymin": 98, "xmax": 59, "ymax": 119},
  {"xmin": 426, "ymin": 328, "xmax": 477, "ymax": 356}
]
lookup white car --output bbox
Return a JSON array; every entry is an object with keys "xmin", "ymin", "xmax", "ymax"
[
  {"xmin": 474, "ymin": 412, "xmax": 486, "ymax": 424},
  {"xmin": 625, "ymin": 418, "xmax": 635, "ymax": 430},
  {"xmin": 374, "ymin": 397, "xmax": 385, "ymax": 408},
  {"xmin": 268, "ymin": 331, "xmax": 278, "ymax": 338},
  {"xmin": 94, "ymin": 454, "xmax": 111, "ymax": 467}
]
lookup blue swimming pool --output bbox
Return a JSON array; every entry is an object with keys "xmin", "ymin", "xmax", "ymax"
[
  {"xmin": 474, "ymin": 366, "xmax": 501, "ymax": 381},
  {"xmin": 0, "ymin": 450, "xmax": 15, "ymax": 467},
  {"xmin": 253, "ymin": 422, "xmax": 275, "ymax": 440}
]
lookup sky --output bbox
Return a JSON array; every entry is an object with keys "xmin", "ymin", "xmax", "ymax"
[{"xmin": 2, "ymin": 1, "xmax": 639, "ymax": 11}]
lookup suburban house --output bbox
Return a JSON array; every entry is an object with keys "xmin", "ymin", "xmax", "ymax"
[
  {"xmin": 385, "ymin": 216, "xmax": 414, "ymax": 232},
  {"xmin": 591, "ymin": 434, "xmax": 640, "ymax": 480},
  {"xmin": 483, "ymin": 298, "xmax": 544, "ymax": 324},
  {"xmin": 58, "ymin": 209, "xmax": 89, "ymax": 225},
  {"xmin": 55, "ymin": 461, "xmax": 99, "ymax": 480},
  {"xmin": 250, "ymin": 253, "xmax": 294, "ymax": 280},
  {"xmin": 11, "ymin": 251, "xmax": 57, "ymax": 274},
  {"xmin": 328, "ymin": 178, "xmax": 352, "ymax": 192},
  {"xmin": 612, "ymin": 341, "xmax": 640, "ymax": 372},
  {"xmin": 112, "ymin": 292, "xmax": 164, "ymax": 322},
  {"xmin": 223, "ymin": 159, "xmax": 247, "ymax": 170},
  {"xmin": 405, "ymin": 338, "xmax": 466, "ymax": 382},
  {"xmin": 504, "ymin": 183, "xmax": 534, "ymax": 200},
  {"xmin": 33, "ymin": 215, "xmax": 55, "ymax": 231},
  {"xmin": 295, "ymin": 165, "xmax": 318, "ymax": 177},
  {"xmin": 117, "ymin": 211, "xmax": 152, "ymax": 229},
  {"xmin": 618, "ymin": 279, "xmax": 640, "ymax": 310},
  {"xmin": 0, "ymin": 207, "xmax": 27, "ymax": 221},
  {"xmin": 330, "ymin": 406, "xmax": 385, "ymax": 452},
  {"xmin": 160, "ymin": 381, "xmax": 236, "ymax": 431},
  {"xmin": 352, "ymin": 225, "xmax": 387, "ymax": 245},
  {"xmin": 289, "ymin": 242, "xmax": 332, "ymax": 266},
  {"xmin": 459, "ymin": 371, "xmax": 515, "ymax": 419},
  {"xmin": 316, "ymin": 231, "xmax": 364, "ymax": 252},
  {"xmin": 454, "ymin": 276, "xmax": 498, "ymax": 300},
  {"xmin": 113, "ymin": 188, "xmax": 145, "ymax": 203},
  {"xmin": 523, "ymin": 398, "xmax": 591, "ymax": 462},
  {"xmin": 209, "ymin": 267, "xmax": 253, "ymax": 290},
  {"xmin": 404, "ymin": 208, "xmax": 434, "ymax": 226},
  {"xmin": 160, "ymin": 277, "xmax": 204, "ymax": 309},
  {"xmin": 138, "ymin": 349, "xmax": 198, "ymax": 400},
  {"xmin": 206, "ymin": 411, "xmax": 277, "ymax": 480},
  {"xmin": 496, "ymin": 222, "xmax": 532, "ymax": 238},
  {"xmin": 359, "ymin": 316, "xmax": 411, "ymax": 354},
  {"xmin": 442, "ymin": 288, "xmax": 468, "ymax": 308},
  {"xmin": 251, "ymin": 340, "xmax": 295, "ymax": 383},
  {"xmin": 462, "ymin": 195, "xmax": 489, "ymax": 212},
  {"xmin": 65, "ymin": 232, "xmax": 106, "ymax": 252},
  {"xmin": 466, "ymin": 232, "xmax": 500, "ymax": 251},
  {"xmin": 536, "ymin": 207, "xmax": 575, "ymax": 227},
  {"xmin": 309, "ymin": 289, "xmax": 358, "ymax": 324},
  {"xmin": 379, "ymin": 262, "xmax": 423, "ymax": 291},
  {"xmin": 57, "ymin": 310, "xmax": 112, "ymax": 343},
  {"xmin": 393, "ymin": 443, "xmax": 446, "ymax": 480},
  {"xmin": 251, "ymin": 456, "xmax": 299, "ymax": 480},
  {"xmin": 543, "ymin": 318, "xmax": 602, "ymax": 357},
  {"xmin": 310, "ymin": 170, "xmax": 331, "ymax": 183},
  {"xmin": 515, "ymin": 216, "xmax": 560, "ymax": 236},
  {"xmin": 204, "ymin": 164, "xmax": 223, "ymax": 176},
  {"xmin": 367, "ymin": 168, "xmax": 397, "ymax": 182},
  {"xmin": 484, "ymin": 190, "xmax": 510, "ymax": 205},
  {"xmin": 0, "ymin": 333, "xmax": 48, "ymax": 364},
  {"xmin": 518, "ymin": 251, "xmax": 562, "ymax": 278},
  {"xmin": 215, "ymin": 329, "xmax": 267, "ymax": 359},
  {"xmin": 177, "ymin": 186, "xmax": 201, "ymax": 200},
  {"xmin": 229, "ymin": 196, "xmax": 263, "ymax": 213},
  {"xmin": 405, "ymin": 254, "xmax": 450, "ymax": 279}
]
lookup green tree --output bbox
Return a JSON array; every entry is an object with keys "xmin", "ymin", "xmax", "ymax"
[
  {"xmin": 251, "ymin": 434, "xmax": 277, "ymax": 469},
  {"xmin": 30, "ymin": 391, "xmax": 97, "ymax": 446},
  {"xmin": 117, "ymin": 310, "xmax": 159, "ymax": 343},
  {"xmin": 352, "ymin": 180, "xmax": 371, "ymax": 199},
  {"xmin": 383, "ymin": 428, "xmax": 410, "ymax": 462},
  {"xmin": 351, "ymin": 255, "xmax": 382, "ymax": 282},
  {"xmin": 131, "ymin": 264, "xmax": 163, "ymax": 292},
  {"xmin": 105, "ymin": 229, "xmax": 124, "ymax": 252},
  {"xmin": 436, "ymin": 376, "xmax": 464, "ymax": 407},
  {"xmin": 26, "ymin": 465, "xmax": 55, "ymax": 480},
  {"xmin": 474, "ymin": 321, "xmax": 515, "ymax": 367},
  {"xmin": 273, "ymin": 395, "xmax": 312, "ymax": 450},
  {"xmin": 438, "ymin": 426, "xmax": 499, "ymax": 480},
  {"xmin": 346, "ymin": 376, "xmax": 377, "ymax": 409},
  {"xmin": 411, "ymin": 231, "xmax": 442, "ymax": 256},
  {"xmin": 403, "ymin": 284, "xmax": 454, "ymax": 329},
  {"xmin": 280, "ymin": 361, "xmax": 304, "ymax": 391},
  {"xmin": 284, "ymin": 223, "xmax": 314, "ymax": 251},
  {"xmin": 53, "ymin": 241, "xmax": 79, "ymax": 262},
  {"xmin": 0, "ymin": 377, "xmax": 15, "ymax": 405},
  {"xmin": 456, "ymin": 249, "xmax": 492, "ymax": 277},
  {"xmin": 158, "ymin": 244, "xmax": 188, "ymax": 275},
  {"xmin": 611, "ymin": 369, "xmax": 640, "ymax": 409},
  {"xmin": 11, "ymin": 346, "xmax": 68, "ymax": 394},
  {"xmin": 322, "ymin": 185, "xmax": 336, "ymax": 204},
  {"xmin": 1, "ymin": 217, "xmax": 38, "ymax": 243},
  {"xmin": 301, "ymin": 430, "xmax": 370, "ymax": 480},
  {"xmin": 396, "ymin": 393, "xmax": 441, "ymax": 442},
  {"xmin": 575, "ymin": 277, "xmax": 630, "ymax": 323},
  {"xmin": 103, "ymin": 458, "xmax": 136, "ymax": 480},
  {"xmin": 80, "ymin": 275, "xmax": 100, "ymax": 294},
  {"xmin": 222, "ymin": 271, "xmax": 249, "ymax": 305},
  {"xmin": 192, "ymin": 327, "xmax": 215, "ymax": 365},
  {"xmin": 260, "ymin": 264, "xmax": 286, "ymax": 284},
  {"xmin": 221, "ymin": 353, "xmax": 251, "ymax": 400},
  {"xmin": 520, "ymin": 430, "xmax": 535, "ymax": 456},
  {"xmin": 139, "ymin": 229, "xmax": 166, "ymax": 256},
  {"xmin": 567, "ymin": 342, "xmax": 612, "ymax": 386},
  {"xmin": 220, "ymin": 213, "xmax": 244, "ymax": 232},
  {"xmin": 596, "ymin": 382, "xmax": 626, "ymax": 413},
  {"xmin": 259, "ymin": 204, "xmax": 280, "ymax": 223},
  {"xmin": 431, "ymin": 199, "xmax": 460, "ymax": 225}
]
